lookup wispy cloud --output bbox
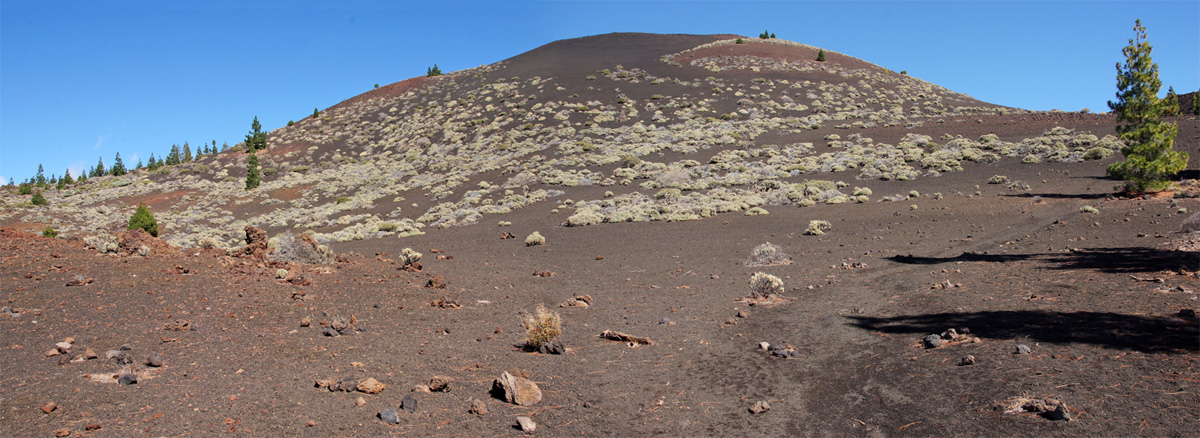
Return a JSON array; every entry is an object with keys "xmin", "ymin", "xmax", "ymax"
[
  {"xmin": 67, "ymin": 161, "xmax": 86, "ymax": 179},
  {"xmin": 93, "ymin": 135, "xmax": 104, "ymax": 150}
]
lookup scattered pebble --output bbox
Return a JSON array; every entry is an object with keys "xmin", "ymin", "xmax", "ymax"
[
  {"xmin": 1015, "ymin": 344, "xmax": 1031, "ymax": 355},
  {"xmin": 759, "ymin": 342, "xmax": 770, "ymax": 350},
  {"xmin": 737, "ymin": 310, "xmax": 750, "ymax": 318},
  {"xmin": 83, "ymin": 349, "xmax": 98, "ymax": 360},
  {"xmin": 40, "ymin": 401, "xmax": 58, "ymax": 414},
  {"xmin": 411, "ymin": 384, "xmax": 431, "ymax": 393},
  {"xmin": 659, "ymin": 317, "xmax": 675, "ymax": 326},
  {"xmin": 355, "ymin": 397, "xmax": 366, "ymax": 406},
  {"xmin": 401, "ymin": 394, "xmax": 418, "ymax": 413},
  {"xmin": 300, "ymin": 317, "xmax": 311, "ymax": 327},
  {"xmin": 959, "ymin": 355, "xmax": 976, "ymax": 366},
  {"xmin": 118, "ymin": 372, "xmax": 138, "ymax": 385},
  {"xmin": 54, "ymin": 428, "xmax": 70, "ymax": 437},
  {"xmin": 749, "ymin": 400, "xmax": 770, "ymax": 414},
  {"xmin": 538, "ymin": 341, "xmax": 565, "ymax": 355},
  {"xmin": 468, "ymin": 398, "xmax": 488, "ymax": 415},
  {"xmin": 322, "ymin": 327, "xmax": 339, "ymax": 337},
  {"xmin": 146, "ymin": 352, "xmax": 163, "ymax": 367}
]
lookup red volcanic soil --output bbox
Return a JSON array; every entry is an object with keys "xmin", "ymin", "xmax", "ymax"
[{"xmin": 2, "ymin": 146, "xmax": 1198, "ymax": 436}]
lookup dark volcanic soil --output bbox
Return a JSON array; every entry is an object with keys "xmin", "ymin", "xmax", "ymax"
[{"xmin": 2, "ymin": 149, "xmax": 1198, "ymax": 437}]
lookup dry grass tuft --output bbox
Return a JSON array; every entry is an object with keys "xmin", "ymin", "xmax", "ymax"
[{"xmin": 522, "ymin": 304, "xmax": 562, "ymax": 350}]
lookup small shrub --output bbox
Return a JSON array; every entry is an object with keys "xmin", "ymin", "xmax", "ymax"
[
  {"xmin": 744, "ymin": 207, "xmax": 769, "ymax": 216},
  {"xmin": 736, "ymin": 38, "xmax": 744, "ymax": 44},
  {"xmin": 270, "ymin": 232, "xmax": 333, "ymax": 264},
  {"xmin": 1022, "ymin": 155, "xmax": 1040, "ymax": 164},
  {"xmin": 42, "ymin": 226, "xmax": 57, "ymax": 238},
  {"xmin": 287, "ymin": 120, "xmax": 295, "ymax": 127},
  {"xmin": 1082, "ymin": 147, "xmax": 1113, "ymax": 161},
  {"xmin": 816, "ymin": 49, "xmax": 826, "ymax": 62},
  {"xmin": 989, "ymin": 175, "xmax": 1010, "ymax": 184},
  {"xmin": 748, "ymin": 272, "xmax": 784, "ymax": 299},
  {"xmin": 1181, "ymin": 212, "xmax": 1200, "ymax": 233},
  {"xmin": 31, "ymin": 191, "xmax": 48, "ymax": 206},
  {"xmin": 908, "ymin": 190, "xmax": 920, "ymax": 198},
  {"xmin": 525, "ymin": 231, "xmax": 545, "ymax": 247},
  {"xmin": 336, "ymin": 196, "xmax": 352, "ymax": 204},
  {"xmin": 521, "ymin": 304, "xmax": 562, "ymax": 350},
  {"xmin": 746, "ymin": 242, "xmax": 791, "ymax": 266},
  {"xmin": 1080, "ymin": 205, "xmax": 1099, "ymax": 214},
  {"xmin": 805, "ymin": 220, "xmax": 831, "ymax": 235},
  {"xmin": 400, "ymin": 248, "xmax": 422, "ymax": 268},
  {"xmin": 127, "ymin": 203, "xmax": 158, "ymax": 237}
]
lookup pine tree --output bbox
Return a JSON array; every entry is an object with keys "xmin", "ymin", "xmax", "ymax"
[
  {"xmin": 313, "ymin": 108, "xmax": 320, "ymax": 119},
  {"xmin": 245, "ymin": 116, "xmax": 267, "ymax": 152},
  {"xmin": 31, "ymin": 191, "xmax": 48, "ymax": 206},
  {"xmin": 136, "ymin": 159, "xmax": 144, "ymax": 169},
  {"xmin": 110, "ymin": 153, "xmax": 127, "ymax": 176},
  {"xmin": 147, "ymin": 153, "xmax": 159, "ymax": 170},
  {"xmin": 816, "ymin": 50, "xmax": 826, "ymax": 62},
  {"xmin": 1164, "ymin": 86, "xmax": 1179, "ymax": 116},
  {"xmin": 1106, "ymin": 20, "xmax": 1187, "ymax": 193},
  {"xmin": 91, "ymin": 157, "xmax": 106, "ymax": 178},
  {"xmin": 127, "ymin": 203, "xmax": 158, "ymax": 237},
  {"xmin": 61, "ymin": 169, "xmax": 74, "ymax": 186},
  {"xmin": 1194, "ymin": 91, "xmax": 1200, "ymax": 115},
  {"xmin": 426, "ymin": 65, "xmax": 442, "ymax": 77},
  {"xmin": 183, "ymin": 142, "xmax": 193, "ymax": 161},
  {"xmin": 76, "ymin": 172, "xmax": 87, "ymax": 183},
  {"xmin": 245, "ymin": 155, "xmax": 261, "ymax": 190},
  {"xmin": 167, "ymin": 144, "xmax": 181, "ymax": 165},
  {"xmin": 35, "ymin": 164, "xmax": 46, "ymax": 187},
  {"xmin": 222, "ymin": 141, "xmax": 230, "ymax": 152}
]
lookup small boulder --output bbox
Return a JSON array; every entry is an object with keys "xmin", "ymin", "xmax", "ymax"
[
  {"xmin": 41, "ymin": 401, "xmax": 58, "ymax": 414},
  {"xmin": 401, "ymin": 394, "xmax": 418, "ymax": 413},
  {"xmin": 83, "ymin": 349, "xmax": 98, "ymax": 360},
  {"xmin": 356, "ymin": 377, "xmax": 386, "ymax": 394},
  {"xmin": 54, "ymin": 428, "xmax": 70, "ymax": 437},
  {"xmin": 379, "ymin": 409, "xmax": 399, "ymax": 424},
  {"xmin": 516, "ymin": 416, "xmax": 537, "ymax": 433},
  {"xmin": 493, "ymin": 371, "xmax": 542, "ymax": 406},
  {"xmin": 428, "ymin": 375, "xmax": 453, "ymax": 392},
  {"xmin": 922, "ymin": 334, "xmax": 942, "ymax": 349},
  {"xmin": 410, "ymin": 384, "xmax": 432, "ymax": 393},
  {"xmin": 959, "ymin": 355, "xmax": 976, "ymax": 366},
  {"xmin": 1015, "ymin": 344, "xmax": 1032, "ymax": 355}
]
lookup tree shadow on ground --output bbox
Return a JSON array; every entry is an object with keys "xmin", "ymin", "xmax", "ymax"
[
  {"xmin": 888, "ymin": 252, "xmax": 1031, "ymax": 265},
  {"xmin": 1002, "ymin": 192, "xmax": 1109, "ymax": 200},
  {"xmin": 1043, "ymin": 247, "xmax": 1199, "ymax": 273},
  {"xmin": 847, "ymin": 310, "xmax": 1198, "ymax": 354},
  {"xmin": 888, "ymin": 247, "xmax": 1197, "ymax": 273}
]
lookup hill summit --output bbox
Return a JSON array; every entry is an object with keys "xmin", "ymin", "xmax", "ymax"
[{"xmin": 2, "ymin": 33, "xmax": 1128, "ymax": 248}]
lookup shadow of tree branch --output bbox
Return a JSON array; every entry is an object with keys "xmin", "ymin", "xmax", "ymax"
[{"xmin": 847, "ymin": 310, "xmax": 1198, "ymax": 354}]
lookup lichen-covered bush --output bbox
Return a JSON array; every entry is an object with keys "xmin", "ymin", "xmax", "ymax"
[
  {"xmin": 525, "ymin": 231, "xmax": 545, "ymax": 246},
  {"xmin": 746, "ymin": 242, "xmax": 791, "ymax": 266},
  {"xmin": 805, "ymin": 220, "xmax": 831, "ymax": 235},
  {"xmin": 748, "ymin": 272, "xmax": 784, "ymax": 299}
]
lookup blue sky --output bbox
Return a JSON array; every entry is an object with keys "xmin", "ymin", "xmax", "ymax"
[{"xmin": 2, "ymin": 0, "xmax": 1197, "ymax": 184}]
